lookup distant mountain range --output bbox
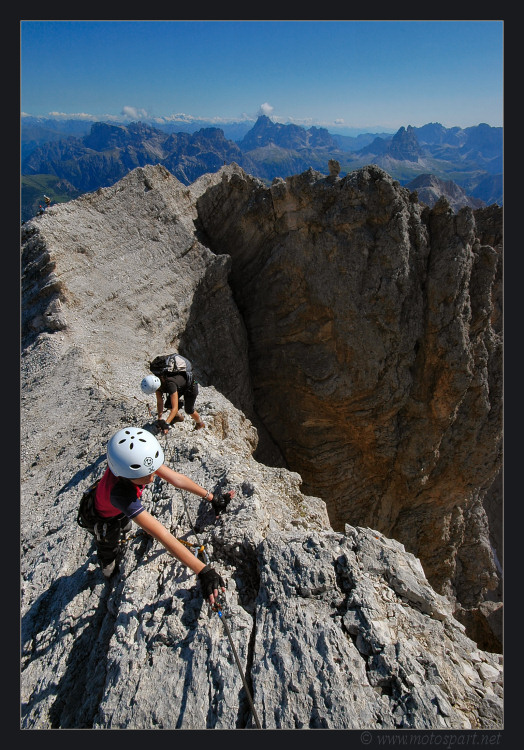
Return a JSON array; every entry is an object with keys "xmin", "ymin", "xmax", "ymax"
[
  {"xmin": 21, "ymin": 115, "xmax": 502, "ymax": 222},
  {"xmin": 404, "ymin": 173, "xmax": 485, "ymax": 212}
]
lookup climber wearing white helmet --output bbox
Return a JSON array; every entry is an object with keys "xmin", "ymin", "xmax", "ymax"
[
  {"xmin": 141, "ymin": 354, "xmax": 205, "ymax": 435},
  {"xmin": 140, "ymin": 374, "xmax": 161, "ymax": 395},
  {"xmin": 89, "ymin": 426, "xmax": 224, "ymax": 603}
]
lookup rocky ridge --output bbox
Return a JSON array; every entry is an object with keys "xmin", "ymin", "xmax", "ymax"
[{"xmin": 20, "ymin": 163, "xmax": 503, "ymax": 729}]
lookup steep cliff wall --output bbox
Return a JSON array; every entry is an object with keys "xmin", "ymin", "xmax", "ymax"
[
  {"xmin": 20, "ymin": 164, "xmax": 503, "ymax": 729},
  {"xmin": 195, "ymin": 164, "xmax": 502, "ymax": 648}
]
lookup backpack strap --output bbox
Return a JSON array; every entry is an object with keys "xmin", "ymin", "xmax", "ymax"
[{"xmin": 77, "ymin": 479, "xmax": 101, "ymax": 530}]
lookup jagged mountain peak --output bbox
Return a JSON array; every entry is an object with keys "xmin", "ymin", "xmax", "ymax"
[
  {"xmin": 386, "ymin": 125, "xmax": 423, "ymax": 161},
  {"xmin": 238, "ymin": 114, "xmax": 338, "ymax": 151}
]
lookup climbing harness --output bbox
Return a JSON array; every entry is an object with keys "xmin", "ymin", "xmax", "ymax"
[
  {"xmin": 176, "ymin": 537, "xmax": 210, "ymax": 564},
  {"xmin": 212, "ymin": 594, "xmax": 262, "ymax": 730}
]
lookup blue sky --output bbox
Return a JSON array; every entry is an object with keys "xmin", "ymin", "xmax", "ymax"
[{"xmin": 20, "ymin": 20, "xmax": 503, "ymax": 133}]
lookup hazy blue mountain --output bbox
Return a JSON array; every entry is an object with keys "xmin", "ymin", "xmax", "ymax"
[
  {"xmin": 154, "ymin": 120, "xmax": 254, "ymax": 141},
  {"xmin": 330, "ymin": 132, "xmax": 394, "ymax": 152},
  {"xmin": 21, "ymin": 117, "xmax": 95, "ymax": 162},
  {"xmin": 22, "ymin": 121, "xmax": 244, "ymax": 196},
  {"xmin": 21, "ymin": 115, "xmax": 253, "ymax": 159},
  {"xmin": 20, "ymin": 116, "xmax": 502, "ymax": 221},
  {"xmin": 349, "ymin": 126, "xmax": 422, "ymax": 162},
  {"xmin": 355, "ymin": 135, "xmax": 391, "ymax": 156},
  {"xmin": 238, "ymin": 114, "xmax": 338, "ymax": 150},
  {"xmin": 412, "ymin": 122, "xmax": 502, "ymax": 175},
  {"xmin": 386, "ymin": 126, "xmax": 424, "ymax": 161},
  {"xmin": 460, "ymin": 173, "xmax": 503, "ymax": 207},
  {"xmin": 413, "ymin": 122, "xmax": 465, "ymax": 146},
  {"xmin": 405, "ymin": 173, "xmax": 485, "ymax": 210}
]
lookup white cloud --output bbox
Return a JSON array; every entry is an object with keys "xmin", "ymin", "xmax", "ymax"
[
  {"xmin": 258, "ymin": 102, "xmax": 274, "ymax": 117},
  {"xmin": 47, "ymin": 111, "xmax": 98, "ymax": 120},
  {"xmin": 156, "ymin": 113, "xmax": 254, "ymax": 125},
  {"xmin": 121, "ymin": 106, "xmax": 149, "ymax": 120}
]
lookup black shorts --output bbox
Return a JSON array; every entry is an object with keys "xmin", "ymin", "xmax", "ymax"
[
  {"xmin": 182, "ymin": 380, "xmax": 198, "ymax": 414},
  {"xmin": 163, "ymin": 374, "xmax": 198, "ymax": 414}
]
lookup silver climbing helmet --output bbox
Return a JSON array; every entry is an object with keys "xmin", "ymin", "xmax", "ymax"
[
  {"xmin": 107, "ymin": 427, "xmax": 164, "ymax": 478},
  {"xmin": 141, "ymin": 374, "xmax": 161, "ymax": 395}
]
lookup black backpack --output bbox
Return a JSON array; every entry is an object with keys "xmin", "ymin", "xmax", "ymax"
[
  {"xmin": 77, "ymin": 480, "xmax": 100, "ymax": 533},
  {"xmin": 150, "ymin": 354, "xmax": 193, "ymax": 384}
]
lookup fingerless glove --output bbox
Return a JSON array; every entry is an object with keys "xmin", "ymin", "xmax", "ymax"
[
  {"xmin": 197, "ymin": 565, "xmax": 225, "ymax": 597},
  {"xmin": 212, "ymin": 490, "xmax": 233, "ymax": 515}
]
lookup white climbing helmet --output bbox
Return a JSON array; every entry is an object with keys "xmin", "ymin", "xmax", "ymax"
[
  {"xmin": 141, "ymin": 374, "xmax": 161, "ymax": 395},
  {"xmin": 107, "ymin": 427, "xmax": 164, "ymax": 478}
]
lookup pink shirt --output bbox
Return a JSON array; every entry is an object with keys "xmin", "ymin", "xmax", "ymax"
[{"xmin": 94, "ymin": 466, "xmax": 145, "ymax": 519}]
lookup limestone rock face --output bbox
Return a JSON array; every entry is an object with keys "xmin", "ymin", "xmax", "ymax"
[
  {"xmin": 195, "ymin": 164, "xmax": 502, "ymax": 649},
  {"xmin": 252, "ymin": 526, "xmax": 502, "ymax": 730},
  {"xmin": 21, "ymin": 165, "xmax": 258, "ymax": 428},
  {"xmin": 21, "ymin": 164, "xmax": 503, "ymax": 729}
]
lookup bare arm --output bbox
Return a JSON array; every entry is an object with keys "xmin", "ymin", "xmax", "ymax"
[
  {"xmin": 133, "ymin": 510, "xmax": 225, "ymax": 604},
  {"xmin": 133, "ymin": 510, "xmax": 206, "ymax": 575},
  {"xmin": 164, "ymin": 391, "xmax": 179, "ymax": 426},
  {"xmin": 155, "ymin": 464, "xmax": 213, "ymax": 502},
  {"xmin": 156, "ymin": 390, "xmax": 163, "ymax": 419}
]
